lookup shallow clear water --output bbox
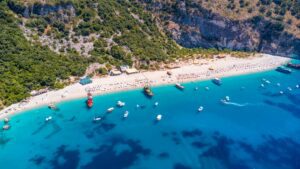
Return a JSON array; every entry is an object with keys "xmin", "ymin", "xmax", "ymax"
[{"xmin": 1, "ymin": 67, "xmax": 300, "ymax": 169}]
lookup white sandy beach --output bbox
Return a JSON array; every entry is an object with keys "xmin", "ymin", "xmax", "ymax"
[{"xmin": 0, "ymin": 54, "xmax": 290, "ymax": 119}]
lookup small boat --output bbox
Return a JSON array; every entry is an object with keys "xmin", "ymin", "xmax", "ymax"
[
  {"xmin": 4, "ymin": 117, "xmax": 9, "ymax": 123},
  {"xmin": 279, "ymin": 91, "xmax": 284, "ymax": 95},
  {"xmin": 123, "ymin": 111, "xmax": 129, "ymax": 118},
  {"xmin": 154, "ymin": 102, "xmax": 159, "ymax": 106},
  {"xmin": 296, "ymin": 84, "xmax": 299, "ymax": 89},
  {"xmin": 107, "ymin": 107, "xmax": 114, "ymax": 113},
  {"xmin": 225, "ymin": 96, "xmax": 230, "ymax": 101},
  {"xmin": 277, "ymin": 83, "xmax": 281, "ymax": 87},
  {"xmin": 287, "ymin": 87, "xmax": 292, "ymax": 91},
  {"xmin": 276, "ymin": 66, "xmax": 292, "ymax": 74},
  {"xmin": 93, "ymin": 117, "xmax": 101, "ymax": 122},
  {"xmin": 167, "ymin": 71, "xmax": 172, "ymax": 76},
  {"xmin": 175, "ymin": 83, "xmax": 184, "ymax": 90},
  {"xmin": 194, "ymin": 87, "xmax": 199, "ymax": 91},
  {"xmin": 287, "ymin": 62, "xmax": 300, "ymax": 69},
  {"xmin": 2, "ymin": 124, "xmax": 10, "ymax": 130},
  {"xmin": 144, "ymin": 85, "xmax": 154, "ymax": 97},
  {"xmin": 212, "ymin": 78, "xmax": 222, "ymax": 86},
  {"xmin": 117, "ymin": 101, "xmax": 125, "ymax": 107},
  {"xmin": 45, "ymin": 116, "xmax": 52, "ymax": 122},
  {"xmin": 48, "ymin": 103, "xmax": 58, "ymax": 110},
  {"xmin": 205, "ymin": 87, "xmax": 210, "ymax": 91},
  {"xmin": 86, "ymin": 92, "xmax": 93, "ymax": 108},
  {"xmin": 198, "ymin": 106, "xmax": 204, "ymax": 112},
  {"xmin": 156, "ymin": 114, "xmax": 162, "ymax": 121},
  {"xmin": 261, "ymin": 84, "xmax": 265, "ymax": 88}
]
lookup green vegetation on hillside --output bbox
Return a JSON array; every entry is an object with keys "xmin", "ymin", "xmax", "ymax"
[{"xmin": 0, "ymin": 2, "xmax": 88, "ymax": 107}]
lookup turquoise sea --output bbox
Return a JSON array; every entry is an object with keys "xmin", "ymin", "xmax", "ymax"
[{"xmin": 1, "ymin": 64, "xmax": 300, "ymax": 169}]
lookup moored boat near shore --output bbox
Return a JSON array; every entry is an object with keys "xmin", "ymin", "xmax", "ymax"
[
  {"xmin": 287, "ymin": 62, "xmax": 300, "ymax": 69},
  {"xmin": 276, "ymin": 66, "xmax": 292, "ymax": 74},
  {"xmin": 175, "ymin": 83, "xmax": 185, "ymax": 90},
  {"xmin": 86, "ymin": 92, "xmax": 93, "ymax": 108},
  {"xmin": 212, "ymin": 78, "xmax": 222, "ymax": 86},
  {"xmin": 144, "ymin": 85, "xmax": 154, "ymax": 97}
]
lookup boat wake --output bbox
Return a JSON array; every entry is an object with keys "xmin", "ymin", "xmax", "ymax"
[{"xmin": 222, "ymin": 101, "xmax": 249, "ymax": 107}]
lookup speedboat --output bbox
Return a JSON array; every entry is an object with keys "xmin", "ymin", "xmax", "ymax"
[
  {"xmin": 93, "ymin": 117, "xmax": 101, "ymax": 122},
  {"xmin": 212, "ymin": 78, "xmax": 222, "ymax": 86},
  {"xmin": 48, "ymin": 103, "xmax": 58, "ymax": 110},
  {"xmin": 225, "ymin": 96, "xmax": 230, "ymax": 101},
  {"xmin": 4, "ymin": 117, "xmax": 9, "ymax": 123},
  {"xmin": 107, "ymin": 107, "xmax": 114, "ymax": 112},
  {"xmin": 45, "ymin": 116, "xmax": 52, "ymax": 122},
  {"xmin": 276, "ymin": 66, "xmax": 292, "ymax": 74},
  {"xmin": 198, "ymin": 106, "xmax": 204, "ymax": 112},
  {"xmin": 117, "ymin": 101, "xmax": 125, "ymax": 107},
  {"xmin": 156, "ymin": 114, "xmax": 162, "ymax": 121},
  {"xmin": 2, "ymin": 124, "xmax": 10, "ymax": 130},
  {"xmin": 175, "ymin": 83, "xmax": 184, "ymax": 90},
  {"xmin": 123, "ymin": 111, "xmax": 129, "ymax": 118}
]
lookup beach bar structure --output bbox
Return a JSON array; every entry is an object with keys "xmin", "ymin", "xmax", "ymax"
[
  {"xmin": 110, "ymin": 69, "xmax": 122, "ymax": 76},
  {"xmin": 30, "ymin": 88, "xmax": 48, "ymax": 96},
  {"xmin": 125, "ymin": 68, "xmax": 138, "ymax": 74},
  {"xmin": 80, "ymin": 77, "xmax": 92, "ymax": 85}
]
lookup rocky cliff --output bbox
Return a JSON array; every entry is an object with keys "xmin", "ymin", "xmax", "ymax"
[{"xmin": 139, "ymin": 0, "xmax": 300, "ymax": 57}]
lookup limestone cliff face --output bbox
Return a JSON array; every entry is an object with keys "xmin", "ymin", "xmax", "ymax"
[
  {"xmin": 139, "ymin": 0, "xmax": 300, "ymax": 57},
  {"xmin": 8, "ymin": 1, "xmax": 75, "ymax": 19}
]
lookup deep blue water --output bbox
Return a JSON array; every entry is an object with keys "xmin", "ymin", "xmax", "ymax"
[{"xmin": 1, "ymin": 67, "xmax": 300, "ymax": 169}]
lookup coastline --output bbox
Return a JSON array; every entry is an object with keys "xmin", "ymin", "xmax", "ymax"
[{"xmin": 0, "ymin": 54, "xmax": 290, "ymax": 119}]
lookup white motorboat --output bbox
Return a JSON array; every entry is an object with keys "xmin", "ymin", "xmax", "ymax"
[
  {"xmin": 175, "ymin": 83, "xmax": 184, "ymax": 90},
  {"xmin": 296, "ymin": 84, "xmax": 299, "ymax": 88},
  {"xmin": 156, "ymin": 114, "xmax": 162, "ymax": 121},
  {"xmin": 107, "ymin": 107, "xmax": 114, "ymax": 112},
  {"xmin": 205, "ymin": 87, "xmax": 210, "ymax": 91},
  {"xmin": 225, "ymin": 96, "xmax": 230, "ymax": 101},
  {"xmin": 198, "ymin": 106, "xmax": 204, "ymax": 112},
  {"xmin": 117, "ymin": 101, "xmax": 125, "ymax": 107},
  {"xmin": 4, "ymin": 117, "xmax": 9, "ymax": 123},
  {"xmin": 93, "ymin": 117, "xmax": 101, "ymax": 122},
  {"xmin": 154, "ymin": 102, "xmax": 159, "ymax": 106},
  {"xmin": 287, "ymin": 87, "xmax": 292, "ymax": 91},
  {"xmin": 2, "ymin": 124, "xmax": 10, "ymax": 130},
  {"xmin": 45, "ymin": 116, "xmax": 52, "ymax": 122},
  {"xmin": 279, "ymin": 91, "xmax": 284, "ymax": 95},
  {"xmin": 123, "ymin": 111, "xmax": 129, "ymax": 118}
]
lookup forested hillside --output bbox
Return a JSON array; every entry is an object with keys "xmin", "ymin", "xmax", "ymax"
[{"xmin": 0, "ymin": 2, "xmax": 87, "ymax": 107}]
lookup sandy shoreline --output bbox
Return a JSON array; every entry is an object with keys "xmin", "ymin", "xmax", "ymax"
[{"xmin": 0, "ymin": 54, "xmax": 290, "ymax": 119}]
